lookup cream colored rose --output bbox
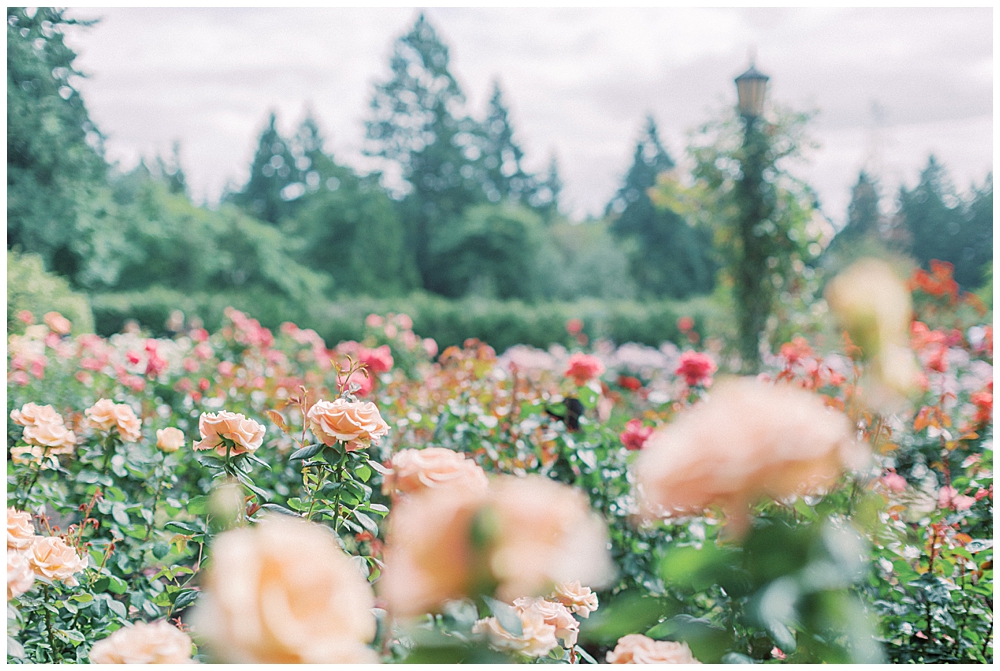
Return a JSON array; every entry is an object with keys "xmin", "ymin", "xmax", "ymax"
[
  {"xmin": 191, "ymin": 515, "xmax": 378, "ymax": 664},
  {"xmin": 10, "ymin": 403, "xmax": 76, "ymax": 454},
  {"xmin": 384, "ymin": 447, "xmax": 489, "ymax": 496},
  {"xmin": 513, "ymin": 597, "xmax": 579, "ymax": 647},
  {"xmin": 43, "ymin": 311, "xmax": 72, "ymax": 335},
  {"xmin": 551, "ymin": 580, "xmax": 599, "ymax": 618},
  {"xmin": 7, "ymin": 507, "xmax": 36, "ymax": 550},
  {"xmin": 192, "ymin": 411, "xmax": 265, "ymax": 456},
  {"xmin": 473, "ymin": 604, "xmax": 559, "ymax": 658},
  {"xmin": 156, "ymin": 427, "xmax": 185, "ymax": 453},
  {"xmin": 88, "ymin": 620, "xmax": 194, "ymax": 664},
  {"xmin": 606, "ymin": 634, "xmax": 701, "ymax": 664},
  {"xmin": 8, "ymin": 550, "xmax": 35, "ymax": 600},
  {"xmin": 825, "ymin": 258, "xmax": 911, "ymax": 357},
  {"xmin": 85, "ymin": 399, "xmax": 142, "ymax": 443},
  {"xmin": 307, "ymin": 399, "xmax": 389, "ymax": 449},
  {"xmin": 28, "ymin": 536, "xmax": 88, "ymax": 587},
  {"xmin": 380, "ymin": 475, "xmax": 614, "ymax": 618},
  {"xmin": 635, "ymin": 377, "xmax": 868, "ymax": 536},
  {"xmin": 9, "ymin": 445, "xmax": 58, "ymax": 469}
]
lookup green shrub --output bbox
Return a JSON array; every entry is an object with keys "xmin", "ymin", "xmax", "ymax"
[{"xmin": 7, "ymin": 249, "xmax": 94, "ymax": 335}]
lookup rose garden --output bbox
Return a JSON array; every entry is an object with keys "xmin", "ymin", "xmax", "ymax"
[{"xmin": 6, "ymin": 259, "xmax": 993, "ymax": 664}]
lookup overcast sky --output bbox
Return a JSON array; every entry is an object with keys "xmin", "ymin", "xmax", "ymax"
[{"xmin": 62, "ymin": 7, "xmax": 992, "ymax": 226}]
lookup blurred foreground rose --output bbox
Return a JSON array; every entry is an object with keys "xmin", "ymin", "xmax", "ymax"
[
  {"xmin": 85, "ymin": 399, "xmax": 142, "ymax": 443},
  {"xmin": 192, "ymin": 515, "xmax": 377, "ymax": 663},
  {"xmin": 28, "ymin": 536, "xmax": 88, "ymax": 587},
  {"xmin": 384, "ymin": 447, "xmax": 489, "ymax": 496},
  {"xmin": 89, "ymin": 620, "xmax": 194, "ymax": 664},
  {"xmin": 8, "ymin": 550, "xmax": 35, "ymax": 600},
  {"xmin": 635, "ymin": 377, "xmax": 868, "ymax": 535},
  {"xmin": 192, "ymin": 410, "xmax": 265, "ymax": 456},
  {"xmin": 307, "ymin": 398, "xmax": 389, "ymax": 450},
  {"xmin": 565, "ymin": 352, "xmax": 605, "ymax": 385},
  {"xmin": 606, "ymin": 634, "xmax": 701, "ymax": 664},
  {"xmin": 380, "ymin": 475, "xmax": 613, "ymax": 618}
]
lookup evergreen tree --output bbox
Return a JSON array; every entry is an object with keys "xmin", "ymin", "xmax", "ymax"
[
  {"xmin": 840, "ymin": 171, "xmax": 881, "ymax": 244},
  {"xmin": 290, "ymin": 112, "xmax": 355, "ymax": 198},
  {"xmin": 227, "ymin": 112, "xmax": 299, "ymax": 224},
  {"xmin": 897, "ymin": 156, "xmax": 991, "ymax": 288},
  {"xmin": 479, "ymin": 80, "xmax": 537, "ymax": 204},
  {"xmin": 528, "ymin": 154, "xmax": 562, "ymax": 219},
  {"xmin": 365, "ymin": 13, "xmax": 484, "ymax": 293},
  {"xmin": 7, "ymin": 7, "xmax": 108, "ymax": 279},
  {"xmin": 607, "ymin": 116, "xmax": 715, "ymax": 299},
  {"xmin": 155, "ymin": 141, "xmax": 188, "ymax": 196}
]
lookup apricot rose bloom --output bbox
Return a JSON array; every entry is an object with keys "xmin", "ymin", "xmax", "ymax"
[
  {"xmin": 635, "ymin": 378, "xmax": 868, "ymax": 535},
  {"xmin": 88, "ymin": 620, "xmax": 194, "ymax": 664},
  {"xmin": 10, "ymin": 403, "xmax": 76, "ymax": 454},
  {"xmin": 156, "ymin": 427, "xmax": 185, "ymax": 453},
  {"xmin": 307, "ymin": 398, "xmax": 389, "ymax": 449},
  {"xmin": 85, "ymin": 399, "xmax": 142, "ymax": 443},
  {"xmin": 551, "ymin": 580, "xmax": 599, "ymax": 618},
  {"xmin": 606, "ymin": 634, "xmax": 701, "ymax": 664},
  {"xmin": 384, "ymin": 447, "xmax": 489, "ymax": 496},
  {"xmin": 7, "ymin": 507, "xmax": 36, "ymax": 550},
  {"xmin": 192, "ymin": 515, "xmax": 378, "ymax": 664},
  {"xmin": 8, "ymin": 550, "xmax": 35, "ymax": 600},
  {"xmin": 513, "ymin": 596, "xmax": 579, "ymax": 647},
  {"xmin": 473, "ymin": 598, "xmax": 571, "ymax": 658},
  {"xmin": 28, "ymin": 536, "xmax": 88, "ymax": 587},
  {"xmin": 380, "ymin": 475, "xmax": 614, "ymax": 618},
  {"xmin": 192, "ymin": 411, "xmax": 265, "ymax": 456}
]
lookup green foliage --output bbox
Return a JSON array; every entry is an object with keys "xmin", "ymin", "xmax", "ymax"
[
  {"xmin": 608, "ymin": 116, "xmax": 716, "ymax": 299},
  {"xmin": 546, "ymin": 218, "xmax": 637, "ymax": 300},
  {"xmin": 6, "ymin": 7, "xmax": 108, "ymax": 280},
  {"xmin": 224, "ymin": 112, "xmax": 299, "ymax": 224},
  {"xmin": 478, "ymin": 81, "xmax": 538, "ymax": 206},
  {"xmin": 899, "ymin": 157, "xmax": 992, "ymax": 289},
  {"xmin": 7, "ymin": 249, "xmax": 94, "ymax": 336}
]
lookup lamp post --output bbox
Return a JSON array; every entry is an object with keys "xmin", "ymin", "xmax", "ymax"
[{"xmin": 733, "ymin": 60, "xmax": 772, "ymax": 373}]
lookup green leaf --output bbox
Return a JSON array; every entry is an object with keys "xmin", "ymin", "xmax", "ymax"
[
  {"xmin": 172, "ymin": 589, "xmax": 199, "ymax": 611},
  {"xmin": 106, "ymin": 574, "xmax": 128, "ymax": 595},
  {"xmin": 152, "ymin": 542, "xmax": 170, "ymax": 560},
  {"xmin": 366, "ymin": 459, "xmax": 391, "ymax": 475},
  {"xmin": 107, "ymin": 598, "xmax": 127, "ymax": 620},
  {"xmin": 484, "ymin": 596, "xmax": 523, "ymax": 638},
  {"xmin": 353, "ymin": 510, "xmax": 379, "ymax": 536},
  {"xmin": 574, "ymin": 645, "xmax": 598, "ymax": 664},
  {"xmin": 721, "ymin": 652, "xmax": 755, "ymax": 663},
  {"xmin": 261, "ymin": 503, "xmax": 300, "ymax": 518},
  {"xmin": 355, "ymin": 464, "xmax": 372, "ymax": 482},
  {"xmin": 289, "ymin": 443, "xmax": 323, "ymax": 461},
  {"xmin": 187, "ymin": 495, "xmax": 209, "ymax": 516}
]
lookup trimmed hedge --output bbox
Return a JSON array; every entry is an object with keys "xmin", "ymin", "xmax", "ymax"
[
  {"xmin": 90, "ymin": 289, "xmax": 724, "ymax": 353},
  {"xmin": 7, "ymin": 249, "xmax": 95, "ymax": 335}
]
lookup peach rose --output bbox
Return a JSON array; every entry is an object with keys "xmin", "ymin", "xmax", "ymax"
[
  {"xmin": 9, "ymin": 445, "xmax": 59, "ymax": 468},
  {"xmin": 606, "ymin": 634, "xmax": 701, "ymax": 664},
  {"xmin": 307, "ymin": 399, "xmax": 389, "ymax": 449},
  {"xmin": 89, "ymin": 620, "xmax": 194, "ymax": 664},
  {"xmin": 192, "ymin": 411, "xmax": 265, "ymax": 457},
  {"xmin": 513, "ymin": 596, "xmax": 579, "ymax": 647},
  {"xmin": 43, "ymin": 311, "xmax": 72, "ymax": 335},
  {"xmin": 156, "ymin": 427, "xmax": 185, "ymax": 453},
  {"xmin": 191, "ymin": 515, "xmax": 378, "ymax": 664},
  {"xmin": 8, "ymin": 550, "xmax": 35, "ymax": 600},
  {"xmin": 28, "ymin": 536, "xmax": 88, "ymax": 587},
  {"xmin": 635, "ymin": 377, "xmax": 868, "ymax": 536},
  {"xmin": 473, "ymin": 602, "xmax": 559, "ymax": 658},
  {"xmin": 384, "ymin": 448, "xmax": 489, "ymax": 496},
  {"xmin": 10, "ymin": 403, "xmax": 76, "ymax": 454},
  {"xmin": 8, "ymin": 508, "xmax": 37, "ymax": 550},
  {"xmin": 551, "ymin": 580, "xmax": 599, "ymax": 618},
  {"xmin": 380, "ymin": 475, "xmax": 614, "ymax": 618},
  {"xmin": 85, "ymin": 399, "xmax": 142, "ymax": 443}
]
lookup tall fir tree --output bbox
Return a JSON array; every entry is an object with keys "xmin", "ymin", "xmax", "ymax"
[
  {"xmin": 227, "ymin": 112, "xmax": 299, "ymax": 224},
  {"xmin": 607, "ymin": 116, "xmax": 715, "ymax": 298},
  {"xmin": 959, "ymin": 173, "xmax": 993, "ymax": 289},
  {"xmin": 479, "ymin": 80, "xmax": 537, "ymax": 204},
  {"xmin": 365, "ymin": 13, "xmax": 484, "ymax": 293},
  {"xmin": 528, "ymin": 154, "xmax": 562, "ymax": 219},
  {"xmin": 7, "ymin": 7, "xmax": 108, "ymax": 279}
]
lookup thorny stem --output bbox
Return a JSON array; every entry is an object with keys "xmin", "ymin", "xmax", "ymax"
[
  {"xmin": 305, "ymin": 465, "xmax": 330, "ymax": 522},
  {"xmin": 330, "ymin": 449, "xmax": 349, "ymax": 533},
  {"xmin": 42, "ymin": 584, "xmax": 59, "ymax": 662},
  {"xmin": 144, "ymin": 454, "xmax": 166, "ymax": 541}
]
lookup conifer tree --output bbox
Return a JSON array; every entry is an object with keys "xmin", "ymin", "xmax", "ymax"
[
  {"xmin": 479, "ymin": 80, "xmax": 537, "ymax": 204},
  {"xmin": 365, "ymin": 13, "xmax": 484, "ymax": 293},
  {"xmin": 227, "ymin": 112, "xmax": 298, "ymax": 224},
  {"xmin": 608, "ymin": 116, "xmax": 715, "ymax": 298}
]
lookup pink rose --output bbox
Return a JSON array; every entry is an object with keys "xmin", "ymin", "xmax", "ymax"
[
  {"xmin": 879, "ymin": 472, "xmax": 907, "ymax": 493},
  {"xmin": 938, "ymin": 486, "xmax": 975, "ymax": 511},
  {"xmin": 359, "ymin": 345, "xmax": 394, "ymax": 375},
  {"xmin": 193, "ymin": 411, "xmax": 265, "ymax": 456},
  {"xmin": 675, "ymin": 351, "xmax": 717, "ymax": 387},
  {"xmin": 620, "ymin": 419, "xmax": 653, "ymax": 452},
  {"xmin": 43, "ymin": 311, "xmax": 72, "ymax": 335},
  {"xmin": 156, "ymin": 427, "xmax": 185, "ymax": 453},
  {"xmin": 565, "ymin": 353, "xmax": 605, "ymax": 385}
]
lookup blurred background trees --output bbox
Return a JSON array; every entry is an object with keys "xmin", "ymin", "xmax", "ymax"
[{"xmin": 6, "ymin": 10, "xmax": 993, "ymax": 351}]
